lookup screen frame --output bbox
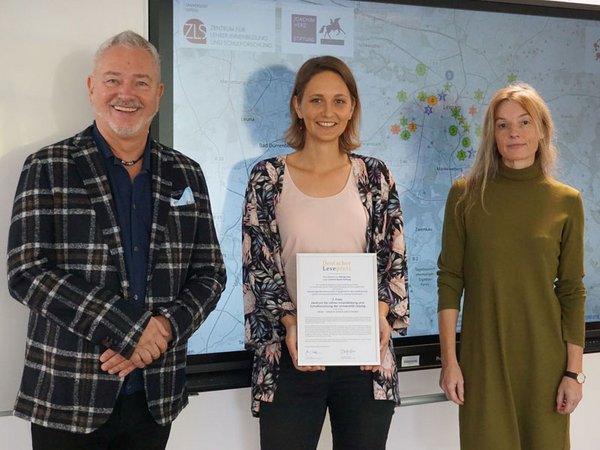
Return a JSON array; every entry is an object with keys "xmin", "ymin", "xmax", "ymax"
[{"xmin": 149, "ymin": 0, "xmax": 600, "ymax": 394}]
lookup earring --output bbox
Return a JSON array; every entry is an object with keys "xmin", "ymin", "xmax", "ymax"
[{"xmin": 298, "ymin": 119, "xmax": 304, "ymax": 132}]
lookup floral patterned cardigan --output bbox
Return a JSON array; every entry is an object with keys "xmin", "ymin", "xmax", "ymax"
[{"xmin": 242, "ymin": 154, "xmax": 409, "ymax": 416}]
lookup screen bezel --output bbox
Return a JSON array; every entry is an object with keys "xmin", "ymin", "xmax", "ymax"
[{"xmin": 149, "ymin": 0, "xmax": 600, "ymax": 393}]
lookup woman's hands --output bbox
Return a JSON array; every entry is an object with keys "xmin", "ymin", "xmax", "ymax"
[
  {"xmin": 438, "ymin": 308, "xmax": 464, "ymax": 405},
  {"xmin": 439, "ymin": 360, "xmax": 465, "ymax": 405},
  {"xmin": 361, "ymin": 314, "xmax": 392, "ymax": 372},
  {"xmin": 281, "ymin": 314, "xmax": 325, "ymax": 372},
  {"xmin": 556, "ymin": 342, "xmax": 584, "ymax": 414},
  {"xmin": 360, "ymin": 301, "xmax": 392, "ymax": 372},
  {"xmin": 556, "ymin": 376, "xmax": 583, "ymax": 414},
  {"xmin": 282, "ymin": 301, "xmax": 393, "ymax": 373}
]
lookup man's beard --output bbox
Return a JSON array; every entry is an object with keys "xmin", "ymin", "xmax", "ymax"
[{"xmin": 95, "ymin": 104, "xmax": 158, "ymax": 137}]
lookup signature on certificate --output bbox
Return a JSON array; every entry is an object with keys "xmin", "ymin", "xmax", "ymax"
[{"xmin": 340, "ymin": 348, "xmax": 357, "ymax": 359}]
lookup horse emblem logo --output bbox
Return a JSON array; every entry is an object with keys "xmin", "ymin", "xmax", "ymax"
[{"xmin": 319, "ymin": 18, "xmax": 345, "ymax": 45}]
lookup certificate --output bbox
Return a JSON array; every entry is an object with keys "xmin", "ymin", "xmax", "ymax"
[{"xmin": 296, "ymin": 253, "xmax": 380, "ymax": 366}]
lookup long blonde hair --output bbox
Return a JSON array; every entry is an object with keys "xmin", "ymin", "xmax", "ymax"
[{"xmin": 460, "ymin": 83, "xmax": 557, "ymax": 211}]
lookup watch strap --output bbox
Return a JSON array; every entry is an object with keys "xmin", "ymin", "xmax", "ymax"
[{"xmin": 564, "ymin": 370, "xmax": 585, "ymax": 384}]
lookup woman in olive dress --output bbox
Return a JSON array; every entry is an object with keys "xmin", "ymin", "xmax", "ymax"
[{"xmin": 438, "ymin": 83, "xmax": 586, "ymax": 450}]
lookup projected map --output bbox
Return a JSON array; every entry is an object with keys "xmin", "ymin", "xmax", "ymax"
[{"xmin": 171, "ymin": 0, "xmax": 600, "ymax": 354}]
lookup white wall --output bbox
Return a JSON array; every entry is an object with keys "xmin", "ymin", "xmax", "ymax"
[
  {"xmin": 1, "ymin": 1, "xmax": 600, "ymax": 449},
  {"xmin": 0, "ymin": 0, "xmax": 147, "ymax": 414}
]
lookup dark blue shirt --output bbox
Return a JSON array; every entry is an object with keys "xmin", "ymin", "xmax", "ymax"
[{"xmin": 93, "ymin": 123, "xmax": 152, "ymax": 395}]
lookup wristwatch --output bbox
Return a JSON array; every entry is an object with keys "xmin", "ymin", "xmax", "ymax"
[{"xmin": 564, "ymin": 371, "xmax": 586, "ymax": 384}]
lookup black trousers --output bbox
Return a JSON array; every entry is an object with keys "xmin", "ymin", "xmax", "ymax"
[
  {"xmin": 259, "ymin": 348, "xmax": 395, "ymax": 450},
  {"xmin": 31, "ymin": 391, "xmax": 171, "ymax": 450}
]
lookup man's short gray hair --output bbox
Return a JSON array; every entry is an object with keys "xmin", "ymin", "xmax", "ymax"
[{"xmin": 94, "ymin": 30, "xmax": 161, "ymax": 77}]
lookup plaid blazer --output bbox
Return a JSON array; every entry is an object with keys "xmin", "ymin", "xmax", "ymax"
[{"xmin": 7, "ymin": 126, "xmax": 226, "ymax": 433}]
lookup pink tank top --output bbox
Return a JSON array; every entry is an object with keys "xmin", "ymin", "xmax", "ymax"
[{"xmin": 276, "ymin": 160, "xmax": 368, "ymax": 304}]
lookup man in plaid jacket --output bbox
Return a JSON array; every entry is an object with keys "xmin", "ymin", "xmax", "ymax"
[{"xmin": 6, "ymin": 31, "xmax": 226, "ymax": 449}]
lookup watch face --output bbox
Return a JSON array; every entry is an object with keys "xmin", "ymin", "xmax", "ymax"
[{"xmin": 577, "ymin": 373, "xmax": 586, "ymax": 384}]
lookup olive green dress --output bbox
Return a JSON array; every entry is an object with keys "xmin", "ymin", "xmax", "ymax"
[{"xmin": 438, "ymin": 159, "xmax": 586, "ymax": 450}]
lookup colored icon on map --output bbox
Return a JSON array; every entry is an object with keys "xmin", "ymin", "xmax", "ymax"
[
  {"xmin": 445, "ymin": 70, "xmax": 454, "ymax": 80},
  {"xmin": 449, "ymin": 125, "xmax": 458, "ymax": 136},
  {"xmin": 401, "ymin": 130, "xmax": 411, "ymax": 140},
  {"xmin": 457, "ymin": 149, "xmax": 467, "ymax": 161},
  {"xmin": 416, "ymin": 63, "xmax": 427, "ymax": 76},
  {"xmin": 462, "ymin": 137, "xmax": 471, "ymax": 148}
]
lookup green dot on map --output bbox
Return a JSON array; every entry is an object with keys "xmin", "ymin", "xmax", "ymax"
[
  {"xmin": 449, "ymin": 125, "xmax": 458, "ymax": 136},
  {"xmin": 462, "ymin": 137, "xmax": 471, "ymax": 148},
  {"xmin": 416, "ymin": 63, "xmax": 427, "ymax": 76},
  {"xmin": 401, "ymin": 130, "xmax": 411, "ymax": 141},
  {"xmin": 457, "ymin": 150, "xmax": 467, "ymax": 161}
]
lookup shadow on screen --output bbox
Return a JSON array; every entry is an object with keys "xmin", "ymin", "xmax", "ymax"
[{"xmin": 199, "ymin": 64, "xmax": 295, "ymax": 355}]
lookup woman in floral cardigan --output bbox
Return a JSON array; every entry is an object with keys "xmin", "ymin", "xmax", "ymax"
[{"xmin": 242, "ymin": 55, "xmax": 409, "ymax": 450}]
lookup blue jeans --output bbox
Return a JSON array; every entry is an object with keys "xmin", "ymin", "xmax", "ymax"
[{"xmin": 259, "ymin": 347, "xmax": 395, "ymax": 450}]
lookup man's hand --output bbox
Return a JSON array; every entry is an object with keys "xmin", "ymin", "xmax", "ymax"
[
  {"xmin": 100, "ymin": 349, "xmax": 138, "ymax": 378},
  {"xmin": 130, "ymin": 316, "xmax": 172, "ymax": 368},
  {"xmin": 99, "ymin": 316, "xmax": 173, "ymax": 376}
]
